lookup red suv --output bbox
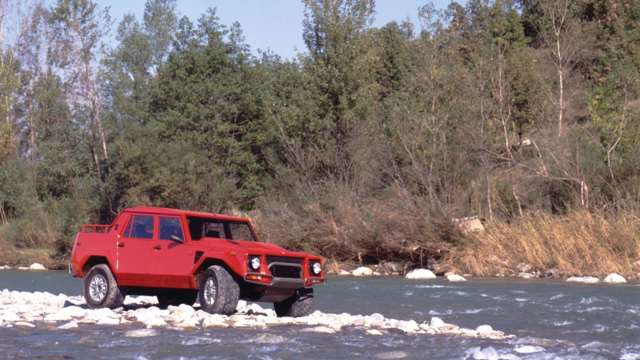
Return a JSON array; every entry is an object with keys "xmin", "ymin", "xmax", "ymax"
[{"xmin": 70, "ymin": 207, "xmax": 324, "ymax": 317}]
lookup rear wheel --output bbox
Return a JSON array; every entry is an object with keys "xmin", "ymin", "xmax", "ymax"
[
  {"xmin": 274, "ymin": 288, "xmax": 314, "ymax": 317},
  {"xmin": 157, "ymin": 291, "xmax": 197, "ymax": 308},
  {"xmin": 84, "ymin": 264, "xmax": 124, "ymax": 309},
  {"xmin": 197, "ymin": 265, "xmax": 239, "ymax": 315}
]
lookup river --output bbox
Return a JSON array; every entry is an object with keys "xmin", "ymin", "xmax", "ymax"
[{"xmin": 0, "ymin": 270, "xmax": 638, "ymax": 359}]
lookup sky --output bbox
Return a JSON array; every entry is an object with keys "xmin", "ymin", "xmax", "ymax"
[{"xmin": 102, "ymin": 0, "xmax": 456, "ymax": 59}]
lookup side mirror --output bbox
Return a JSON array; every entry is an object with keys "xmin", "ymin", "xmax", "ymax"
[{"xmin": 170, "ymin": 234, "xmax": 183, "ymax": 243}]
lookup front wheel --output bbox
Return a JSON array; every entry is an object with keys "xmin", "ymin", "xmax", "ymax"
[
  {"xmin": 84, "ymin": 264, "xmax": 124, "ymax": 309},
  {"xmin": 197, "ymin": 265, "xmax": 240, "ymax": 315},
  {"xmin": 274, "ymin": 288, "xmax": 314, "ymax": 317}
]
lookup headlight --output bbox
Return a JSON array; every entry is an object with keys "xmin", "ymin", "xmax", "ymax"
[
  {"xmin": 311, "ymin": 262, "xmax": 322, "ymax": 275},
  {"xmin": 249, "ymin": 256, "xmax": 261, "ymax": 271}
]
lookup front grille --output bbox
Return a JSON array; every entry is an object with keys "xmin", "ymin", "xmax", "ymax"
[
  {"xmin": 267, "ymin": 256, "xmax": 303, "ymax": 279},
  {"xmin": 267, "ymin": 256, "xmax": 303, "ymax": 265},
  {"xmin": 270, "ymin": 265, "xmax": 301, "ymax": 278}
]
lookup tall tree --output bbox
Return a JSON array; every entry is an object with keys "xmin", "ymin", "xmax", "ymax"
[{"xmin": 48, "ymin": 0, "xmax": 111, "ymax": 175}]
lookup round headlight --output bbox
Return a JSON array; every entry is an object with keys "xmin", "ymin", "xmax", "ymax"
[
  {"xmin": 249, "ymin": 256, "xmax": 261, "ymax": 271},
  {"xmin": 312, "ymin": 262, "xmax": 322, "ymax": 275}
]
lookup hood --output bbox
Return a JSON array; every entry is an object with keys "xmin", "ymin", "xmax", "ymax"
[{"xmin": 199, "ymin": 238, "xmax": 309, "ymax": 258}]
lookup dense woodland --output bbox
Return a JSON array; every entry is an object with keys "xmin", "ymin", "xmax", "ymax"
[{"xmin": 0, "ymin": 0, "xmax": 639, "ymax": 271}]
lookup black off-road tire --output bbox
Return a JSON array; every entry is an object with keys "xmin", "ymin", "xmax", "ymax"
[
  {"xmin": 197, "ymin": 265, "xmax": 240, "ymax": 315},
  {"xmin": 84, "ymin": 264, "xmax": 124, "ymax": 309},
  {"xmin": 157, "ymin": 291, "xmax": 198, "ymax": 308},
  {"xmin": 274, "ymin": 288, "xmax": 314, "ymax": 317}
]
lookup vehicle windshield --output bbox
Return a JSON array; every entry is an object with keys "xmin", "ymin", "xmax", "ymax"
[{"xmin": 187, "ymin": 217, "xmax": 256, "ymax": 241}]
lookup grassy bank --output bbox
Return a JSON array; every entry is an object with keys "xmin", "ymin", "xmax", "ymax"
[{"xmin": 452, "ymin": 211, "xmax": 640, "ymax": 278}]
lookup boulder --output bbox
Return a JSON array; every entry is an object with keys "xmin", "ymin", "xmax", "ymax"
[
  {"xmin": 352, "ymin": 267, "xmax": 374, "ymax": 277},
  {"xmin": 338, "ymin": 270, "xmax": 351, "ymax": 276},
  {"xmin": 28, "ymin": 263, "xmax": 46, "ymax": 271},
  {"xmin": 566, "ymin": 276, "xmax": 600, "ymax": 284},
  {"xmin": 0, "ymin": 265, "xmax": 10, "ymax": 270},
  {"xmin": 603, "ymin": 273, "xmax": 627, "ymax": 284},
  {"xmin": 446, "ymin": 274, "xmax": 467, "ymax": 282},
  {"xmin": 405, "ymin": 269, "xmax": 436, "ymax": 280}
]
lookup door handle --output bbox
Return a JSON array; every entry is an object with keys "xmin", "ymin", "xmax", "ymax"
[
  {"xmin": 153, "ymin": 245, "xmax": 161, "ymax": 250},
  {"xmin": 117, "ymin": 242, "xmax": 125, "ymax": 248}
]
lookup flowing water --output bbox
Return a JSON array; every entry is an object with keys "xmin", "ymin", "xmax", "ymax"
[{"xmin": 1, "ymin": 270, "xmax": 639, "ymax": 359}]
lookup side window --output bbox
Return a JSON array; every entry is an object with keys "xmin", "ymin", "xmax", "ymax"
[
  {"xmin": 203, "ymin": 222, "xmax": 225, "ymax": 239},
  {"xmin": 124, "ymin": 215, "xmax": 154, "ymax": 239},
  {"xmin": 159, "ymin": 217, "xmax": 184, "ymax": 242}
]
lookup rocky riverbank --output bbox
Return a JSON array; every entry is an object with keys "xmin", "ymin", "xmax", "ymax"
[{"xmin": 0, "ymin": 289, "xmax": 509, "ymax": 340}]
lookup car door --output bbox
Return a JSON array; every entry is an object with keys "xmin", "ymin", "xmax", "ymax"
[
  {"xmin": 116, "ymin": 214, "xmax": 157, "ymax": 287},
  {"xmin": 151, "ymin": 215, "xmax": 195, "ymax": 288}
]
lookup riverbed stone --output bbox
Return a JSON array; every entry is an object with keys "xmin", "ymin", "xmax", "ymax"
[
  {"xmin": 0, "ymin": 265, "xmax": 10, "ymax": 270},
  {"xmin": 57, "ymin": 321, "xmax": 78, "ymax": 330},
  {"xmin": 603, "ymin": 273, "xmax": 626, "ymax": 284},
  {"xmin": 0, "ymin": 289, "xmax": 511, "ymax": 340},
  {"xmin": 28, "ymin": 263, "xmax": 47, "ymax": 271},
  {"xmin": 518, "ymin": 272, "xmax": 535, "ymax": 279},
  {"xmin": 446, "ymin": 274, "xmax": 467, "ymax": 282},
  {"xmin": 566, "ymin": 276, "xmax": 600, "ymax": 284},
  {"xmin": 405, "ymin": 269, "xmax": 436, "ymax": 280},
  {"xmin": 125, "ymin": 328, "xmax": 158, "ymax": 337},
  {"xmin": 352, "ymin": 267, "xmax": 374, "ymax": 276}
]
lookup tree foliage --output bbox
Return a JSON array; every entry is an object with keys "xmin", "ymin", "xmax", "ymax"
[{"xmin": 1, "ymin": 0, "xmax": 640, "ymax": 264}]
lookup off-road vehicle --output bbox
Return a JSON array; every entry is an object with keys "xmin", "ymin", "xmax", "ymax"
[{"xmin": 70, "ymin": 207, "xmax": 324, "ymax": 317}]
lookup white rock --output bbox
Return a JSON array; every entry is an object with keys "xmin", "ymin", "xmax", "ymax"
[
  {"xmin": 603, "ymin": 273, "xmax": 627, "ymax": 284},
  {"xmin": 515, "ymin": 345, "xmax": 545, "ymax": 354},
  {"xmin": 429, "ymin": 317, "xmax": 446, "ymax": 328},
  {"xmin": 28, "ymin": 263, "xmax": 47, "ymax": 271},
  {"xmin": 566, "ymin": 276, "xmax": 600, "ymax": 284},
  {"xmin": 134, "ymin": 307, "xmax": 167, "ymax": 328},
  {"xmin": 338, "ymin": 270, "xmax": 351, "ymax": 276},
  {"xmin": 125, "ymin": 328, "xmax": 158, "ymax": 337},
  {"xmin": 446, "ymin": 274, "xmax": 467, "ymax": 282},
  {"xmin": 57, "ymin": 321, "xmax": 78, "ymax": 330},
  {"xmin": 15, "ymin": 321, "xmax": 35, "ymax": 328},
  {"xmin": 300, "ymin": 326, "xmax": 336, "ymax": 334},
  {"xmin": 201, "ymin": 314, "xmax": 228, "ymax": 328},
  {"xmin": 374, "ymin": 351, "xmax": 408, "ymax": 359},
  {"xmin": 44, "ymin": 306, "xmax": 86, "ymax": 322},
  {"xmin": 17, "ymin": 267, "xmax": 29, "ymax": 271},
  {"xmin": 366, "ymin": 329, "xmax": 384, "ymax": 336},
  {"xmin": 518, "ymin": 272, "xmax": 535, "ymax": 279},
  {"xmin": 352, "ymin": 267, "xmax": 374, "ymax": 277},
  {"xmin": 476, "ymin": 324, "xmax": 494, "ymax": 334},
  {"xmin": 0, "ymin": 265, "xmax": 10, "ymax": 270},
  {"xmin": 405, "ymin": 269, "xmax": 436, "ymax": 280}
]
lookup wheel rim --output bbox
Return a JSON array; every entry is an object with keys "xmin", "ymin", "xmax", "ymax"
[
  {"xmin": 89, "ymin": 273, "xmax": 108, "ymax": 303},
  {"xmin": 204, "ymin": 277, "xmax": 217, "ymax": 305}
]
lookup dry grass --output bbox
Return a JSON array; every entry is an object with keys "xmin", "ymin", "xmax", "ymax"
[
  {"xmin": 453, "ymin": 211, "xmax": 640, "ymax": 277},
  {"xmin": 256, "ymin": 184, "xmax": 463, "ymax": 265}
]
